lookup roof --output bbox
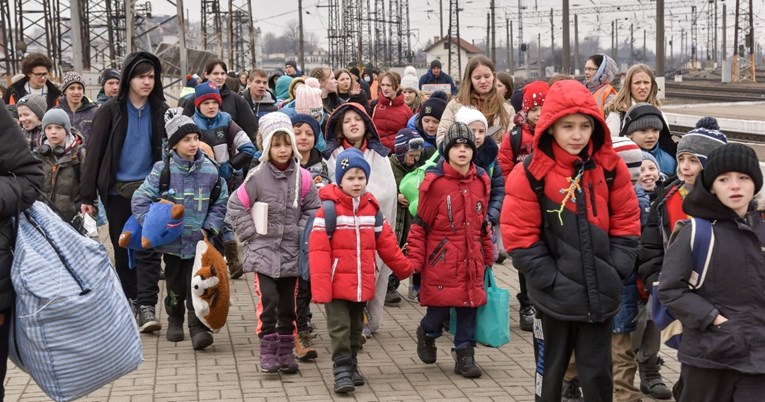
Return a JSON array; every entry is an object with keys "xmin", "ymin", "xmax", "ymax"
[{"xmin": 423, "ymin": 36, "xmax": 484, "ymax": 54}]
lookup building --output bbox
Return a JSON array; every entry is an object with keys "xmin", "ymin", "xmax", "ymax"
[{"xmin": 423, "ymin": 36, "xmax": 484, "ymax": 79}]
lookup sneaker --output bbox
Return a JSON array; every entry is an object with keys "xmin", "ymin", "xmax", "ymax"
[
  {"xmin": 137, "ymin": 305, "xmax": 161, "ymax": 333},
  {"xmin": 562, "ymin": 378, "xmax": 584, "ymax": 402},
  {"xmin": 519, "ymin": 304, "xmax": 536, "ymax": 332},
  {"xmin": 384, "ymin": 289, "xmax": 401, "ymax": 306}
]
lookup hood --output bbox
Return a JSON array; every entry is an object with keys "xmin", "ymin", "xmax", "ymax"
[
  {"xmin": 527, "ymin": 80, "xmax": 620, "ymax": 180},
  {"xmin": 245, "ymin": 90, "xmax": 275, "ymax": 105},
  {"xmin": 323, "ymin": 102, "xmax": 389, "ymax": 158},
  {"xmin": 682, "ymin": 172, "xmax": 743, "ymax": 221},
  {"xmin": 275, "ymin": 76, "xmax": 293, "ymax": 100},
  {"xmin": 473, "ymin": 136, "xmax": 499, "ymax": 170},
  {"xmin": 39, "ymin": 128, "xmax": 85, "ymax": 161},
  {"xmin": 118, "ymin": 52, "xmax": 165, "ymax": 104},
  {"xmin": 193, "ymin": 109, "xmax": 232, "ymax": 130}
]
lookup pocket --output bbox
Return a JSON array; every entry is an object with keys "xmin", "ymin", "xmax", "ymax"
[
  {"xmin": 685, "ymin": 321, "xmax": 748, "ymax": 362},
  {"xmin": 428, "ymin": 238, "xmax": 449, "ymax": 267}
]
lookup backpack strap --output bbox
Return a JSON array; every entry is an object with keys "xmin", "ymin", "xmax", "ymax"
[
  {"xmin": 300, "ymin": 168, "xmax": 312, "ymax": 202},
  {"xmin": 688, "ymin": 217, "xmax": 714, "ymax": 289},
  {"xmin": 322, "ymin": 200, "xmax": 337, "ymax": 238},
  {"xmin": 522, "ymin": 156, "xmax": 548, "ymax": 228},
  {"xmin": 510, "ymin": 126, "xmax": 523, "ymax": 163},
  {"xmin": 159, "ymin": 152, "xmax": 172, "ymax": 195},
  {"xmin": 604, "ymin": 168, "xmax": 616, "ymax": 190}
]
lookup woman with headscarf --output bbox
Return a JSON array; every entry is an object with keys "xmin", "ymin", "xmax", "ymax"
[{"xmin": 583, "ymin": 54, "xmax": 618, "ymax": 117}]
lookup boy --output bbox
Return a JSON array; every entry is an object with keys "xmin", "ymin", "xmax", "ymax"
[
  {"xmin": 619, "ymin": 103, "xmax": 676, "ymax": 177},
  {"xmin": 407, "ymin": 122, "xmax": 493, "ymax": 379},
  {"xmin": 56, "ymin": 71, "xmax": 98, "ymax": 145},
  {"xmin": 309, "ymin": 147, "xmax": 413, "ymax": 393},
  {"xmin": 502, "ymin": 80, "xmax": 641, "ymax": 401},
  {"xmin": 132, "ymin": 109, "xmax": 228, "ymax": 350}
]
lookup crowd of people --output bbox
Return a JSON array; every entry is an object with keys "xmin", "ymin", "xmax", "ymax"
[{"xmin": 0, "ymin": 50, "xmax": 763, "ymax": 402}]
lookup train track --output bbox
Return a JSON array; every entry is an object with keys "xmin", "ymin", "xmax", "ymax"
[
  {"xmin": 670, "ymin": 125, "xmax": 765, "ymax": 143},
  {"xmin": 664, "ymin": 86, "xmax": 765, "ymax": 102}
]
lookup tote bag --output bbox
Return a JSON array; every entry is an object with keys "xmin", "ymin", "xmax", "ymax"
[{"xmin": 450, "ymin": 268, "xmax": 511, "ymax": 347}]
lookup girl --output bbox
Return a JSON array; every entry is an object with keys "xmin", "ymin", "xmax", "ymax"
[
  {"xmin": 400, "ymin": 66, "xmax": 422, "ymax": 114},
  {"xmin": 310, "ymin": 66, "xmax": 342, "ymax": 114},
  {"xmin": 372, "ymin": 72, "xmax": 413, "ymax": 152},
  {"xmin": 583, "ymin": 54, "xmax": 618, "ymax": 117},
  {"xmin": 335, "ymin": 69, "xmax": 369, "ymax": 110},
  {"xmin": 605, "ymin": 64, "xmax": 662, "ymax": 137},
  {"xmin": 495, "ymin": 71, "xmax": 514, "ymax": 104}
]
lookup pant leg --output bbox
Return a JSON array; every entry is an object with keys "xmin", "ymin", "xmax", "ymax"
[
  {"xmin": 163, "ymin": 254, "xmax": 188, "ymax": 312},
  {"xmin": 364, "ymin": 258, "xmax": 390, "ymax": 332},
  {"xmin": 0, "ymin": 308, "xmax": 10, "ymax": 401},
  {"xmin": 134, "ymin": 248, "xmax": 162, "ymax": 307},
  {"xmin": 254, "ymin": 273, "xmax": 279, "ymax": 337},
  {"xmin": 420, "ymin": 306, "xmax": 451, "ymax": 338},
  {"xmin": 572, "ymin": 320, "xmax": 614, "ymax": 402},
  {"xmin": 612, "ymin": 333, "xmax": 642, "ymax": 402},
  {"xmin": 220, "ymin": 220, "xmax": 235, "ymax": 243},
  {"xmin": 453, "ymin": 307, "xmax": 477, "ymax": 347},
  {"xmin": 105, "ymin": 195, "xmax": 136, "ymax": 300},
  {"xmin": 732, "ymin": 372, "xmax": 765, "ymax": 401},
  {"xmin": 636, "ymin": 319, "xmax": 662, "ymax": 364},
  {"xmin": 295, "ymin": 277, "xmax": 312, "ymax": 333},
  {"xmin": 325, "ymin": 299, "xmax": 352, "ymax": 361},
  {"xmin": 679, "ymin": 364, "xmax": 736, "ymax": 402},
  {"xmin": 517, "ymin": 272, "xmax": 531, "ymax": 307},
  {"xmin": 275, "ymin": 277, "xmax": 298, "ymax": 335},
  {"xmin": 539, "ymin": 313, "xmax": 574, "ymax": 402},
  {"xmin": 349, "ymin": 302, "xmax": 365, "ymax": 357}
]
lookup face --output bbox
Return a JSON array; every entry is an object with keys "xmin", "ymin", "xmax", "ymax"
[
  {"xmin": 628, "ymin": 128, "xmax": 659, "ymax": 151},
  {"xmin": 432, "ymin": 67, "xmax": 441, "ymax": 77},
  {"xmin": 285, "ymin": 65, "xmax": 296, "ymax": 76},
  {"xmin": 17, "ymin": 105, "xmax": 40, "ymax": 131},
  {"xmin": 403, "ymin": 89, "xmax": 418, "ymax": 104},
  {"xmin": 294, "ymin": 123, "xmax": 315, "ymax": 154},
  {"xmin": 342, "ymin": 110, "xmax": 366, "ymax": 144},
  {"xmin": 64, "ymin": 83, "xmax": 84, "ymax": 105},
  {"xmin": 269, "ymin": 133, "xmax": 293, "ymax": 164},
  {"xmin": 630, "ymin": 71, "xmax": 652, "ymax": 102},
  {"xmin": 337, "ymin": 72, "xmax": 352, "ymax": 92},
  {"xmin": 468, "ymin": 121, "xmax": 486, "ymax": 148},
  {"xmin": 496, "ymin": 80, "xmax": 507, "ymax": 99},
  {"xmin": 129, "ymin": 70, "xmax": 155, "ymax": 98},
  {"xmin": 174, "ymin": 133, "xmax": 200, "ymax": 160},
  {"xmin": 639, "ymin": 159, "xmax": 660, "ymax": 191},
  {"xmin": 584, "ymin": 59, "xmax": 599, "ymax": 82},
  {"xmin": 205, "ymin": 64, "xmax": 227, "ymax": 88},
  {"xmin": 471, "ymin": 65, "xmax": 494, "ymax": 95},
  {"xmin": 323, "ymin": 72, "xmax": 338, "ymax": 93},
  {"xmin": 44, "ymin": 124, "xmax": 67, "ymax": 147},
  {"xmin": 527, "ymin": 106, "xmax": 542, "ymax": 125},
  {"xmin": 198, "ymin": 99, "xmax": 220, "ymax": 118},
  {"xmin": 677, "ymin": 154, "xmax": 703, "ymax": 185},
  {"xmin": 28, "ymin": 66, "xmax": 49, "ymax": 89},
  {"xmin": 711, "ymin": 172, "xmax": 755, "ymax": 217},
  {"xmin": 340, "ymin": 168, "xmax": 367, "ymax": 198},
  {"xmin": 248, "ymin": 75, "xmax": 267, "ymax": 98},
  {"xmin": 103, "ymin": 78, "xmax": 120, "ymax": 97},
  {"xmin": 239, "ymin": 73, "xmax": 248, "ymax": 84},
  {"xmin": 380, "ymin": 77, "xmax": 396, "ymax": 98},
  {"xmin": 448, "ymin": 143, "xmax": 474, "ymax": 170},
  {"xmin": 551, "ymin": 113, "xmax": 593, "ymax": 155},
  {"xmin": 404, "ymin": 149, "xmax": 423, "ymax": 166},
  {"xmin": 421, "ymin": 116, "xmax": 439, "ymax": 136}
]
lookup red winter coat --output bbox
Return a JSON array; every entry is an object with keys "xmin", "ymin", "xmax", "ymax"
[
  {"xmin": 372, "ymin": 92, "xmax": 413, "ymax": 152},
  {"xmin": 500, "ymin": 80, "xmax": 641, "ymax": 322},
  {"xmin": 498, "ymin": 123, "xmax": 534, "ymax": 181},
  {"xmin": 309, "ymin": 184, "xmax": 413, "ymax": 303},
  {"xmin": 407, "ymin": 160, "xmax": 493, "ymax": 308}
]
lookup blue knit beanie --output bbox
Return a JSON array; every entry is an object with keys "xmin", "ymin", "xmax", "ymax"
[
  {"xmin": 335, "ymin": 147, "xmax": 370, "ymax": 184},
  {"xmin": 291, "ymin": 114, "xmax": 321, "ymax": 146},
  {"xmin": 194, "ymin": 82, "xmax": 222, "ymax": 108}
]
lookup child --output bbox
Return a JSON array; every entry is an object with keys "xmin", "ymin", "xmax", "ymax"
[
  {"xmin": 310, "ymin": 147, "xmax": 413, "ymax": 393},
  {"xmin": 619, "ymin": 102, "xmax": 677, "ymax": 177},
  {"xmin": 501, "ymin": 80, "xmax": 641, "ymax": 400},
  {"xmin": 192, "ymin": 81, "xmax": 256, "ymax": 278},
  {"xmin": 227, "ymin": 112, "xmax": 320, "ymax": 373},
  {"xmin": 658, "ymin": 143, "xmax": 765, "ymax": 401},
  {"xmin": 131, "ymin": 109, "xmax": 228, "ymax": 350},
  {"xmin": 36, "ymin": 109, "xmax": 86, "ymax": 223},
  {"xmin": 637, "ymin": 152, "xmax": 662, "ymax": 225},
  {"xmin": 498, "ymin": 80, "xmax": 549, "ymax": 181},
  {"xmin": 16, "ymin": 94, "xmax": 46, "ymax": 151},
  {"xmin": 409, "ymin": 91, "xmax": 448, "ymax": 158},
  {"xmin": 407, "ymin": 122, "xmax": 493, "ymax": 379}
]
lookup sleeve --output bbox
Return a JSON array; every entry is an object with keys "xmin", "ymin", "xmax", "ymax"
[
  {"xmin": 308, "ymin": 206, "xmax": 333, "ymax": 303},
  {"xmin": 2, "ymin": 88, "xmax": 11, "ymax": 104},
  {"xmin": 448, "ymin": 76, "xmax": 458, "ymax": 96},
  {"xmin": 349, "ymin": 92, "xmax": 371, "ymax": 114},
  {"xmin": 227, "ymin": 178, "xmax": 258, "ymax": 242},
  {"xmin": 486, "ymin": 164, "xmax": 505, "ymax": 226},
  {"xmin": 435, "ymin": 100, "xmax": 457, "ymax": 146},
  {"xmin": 182, "ymin": 100, "xmax": 195, "ymax": 116},
  {"xmin": 131, "ymin": 162, "xmax": 162, "ymax": 225},
  {"xmin": 605, "ymin": 111, "xmax": 622, "ymax": 137},
  {"xmin": 418, "ymin": 74, "xmax": 427, "ymax": 89},
  {"xmin": 376, "ymin": 221, "xmax": 413, "ymax": 279},
  {"xmin": 482, "ymin": 223, "xmax": 494, "ymax": 268},
  {"xmin": 658, "ymin": 226, "xmax": 719, "ymax": 331},
  {"xmin": 0, "ymin": 100, "xmax": 43, "ymax": 218},
  {"xmin": 608, "ymin": 164, "xmax": 641, "ymax": 279},
  {"xmin": 79, "ymin": 104, "xmax": 111, "ymax": 204},
  {"xmin": 230, "ymin": 122, "xmax": 254, "ymax": 151},
  {"xmin": 235, "ymin": 96, "xmax": 258, "ymax": 138},
  {"xmin": 202, "ymin": 178, "xmax": 229, "ymax": 235},
  {"xmin": 406, "ymin": 185, "xmax": 438, "ymax": 273},
  {"xmin": 497, "ymin": 134, "xmax": 515, "ymax": 181},
  {"xmin": 638, "ymin": 203, "xmax": 667, "ymax": 291}
]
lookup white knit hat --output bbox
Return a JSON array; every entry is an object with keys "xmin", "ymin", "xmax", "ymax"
[
  {"xmin": 258, "ymin": 112, "xmax": 301, "ymax": 163},
  {"xmin": 454, "ymin": 106, "xmax": 488, "ymax": 131},
  {"xmin": 400, "ymin": 74, "xmax": 419, "ymax": 92}
]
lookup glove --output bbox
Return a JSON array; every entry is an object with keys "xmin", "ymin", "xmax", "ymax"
[{"xmin": 219, "ymin": 161, "xmax": 233, "ymax": 180}]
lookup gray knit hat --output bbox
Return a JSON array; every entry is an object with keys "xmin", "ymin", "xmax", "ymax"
[
  {"xmin": 620, "ymin": 103, "xmax": 665, "ymax": 137},
  {"xmin": 61, "ymin": 71, "xmax": 85, "ymax": 92},
  {"xmin": 439, "ymin": 122, "xmax": 476, "ymax": 161},
  {"xmin": 41, "ymin": 108, "xmax": 72, "ymax": 135},
  {"xmin": 17, "ymin": 94, "xmax": 47, "ymax": 120},
  {"xmin": 676, "ymin": 117, "xmax": 727, "ymax": 166},
  {"xmin": 164, "ymin": 108, "xmax": 199, "ymax": 148}
]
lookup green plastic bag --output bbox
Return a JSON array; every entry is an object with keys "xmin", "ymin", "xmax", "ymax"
[
  {"xmin": 449, "ymin": 268, "xmax": 511, "ymax": 348},
  {"xmin": 398, "ymin": 152, "xmax": 441, "ymax": 217}
]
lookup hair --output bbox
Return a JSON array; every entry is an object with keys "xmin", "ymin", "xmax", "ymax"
[
  {"xmin": 333, "ymin": 108, "xmax": 372, "ymax": 143},
  {"xmin": 334, "ymin": 69, "xmax": 354, "ymax": 91},
  {"xmin": 310, "ymin": 66, "xmax": 333, "ymax": 84},
  {"xmin": 547, "ymin": 74, "xmax": 575, "ymax": 86},
  {"xmin": 225, "ymin": 76, "xmax": 240, "ymax": 93},
  {"xmin": 455, "ymin": 56, "xmax": 510, "ymax": 132},
  {"xmin": 586, "ymin": 54, "xmax": 604, "ymax": 68},
  {"xmin": 21, "ymin": 53, "xmax": 53, "ymax": 76},
  {"xmin": 605, "ymin": 64, "xmax": 661, "ymax": 115},
  {"xmin": 495, "ymin": 72, "xmax": 514, "ymax": 100},
  {"xmin": 379, "ymin": 72, "xmax": 400, "ymax": 92},
  {"xmin": 248, "ymin": 69, "xmax": 268, "ymax": 81},
  {"xmin": 204, "ymin": 59, "xmax": 228, "ymax": 75},
  {"xmin": 129, "ymin": 61, "xmax": 154, "ymax": 80}
]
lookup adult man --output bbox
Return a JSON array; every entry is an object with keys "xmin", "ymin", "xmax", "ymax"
[
  {"xmin": 285, "ymin": 60, "xmax": 301, "ymax": 78},
  {"xmin": 80, "ymin": 51, "xmax": 167, "ymax": 333},
  {"xmin": 56, "ymin": 71, "xmax": 98, "ymax": 145},
  {"xmin": 96, "ymin": 68, "xmax": 120, "ymax": 104},
  {"xmin": 242, "ymin": 69, "xmax": 278, "ymax": 136},
  {"xmin": 3, "ymin": 53, "xmax": 61, "ymax": 108},
  {"xmin": 418, "ymin": 60, "xmax": 457, "ymax": 96}
]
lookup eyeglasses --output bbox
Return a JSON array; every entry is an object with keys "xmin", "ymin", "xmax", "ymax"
[
  {"xmin": 584, "ymin": 67, "xmax": 598, "ymax": 72},
  {"xmin": 30, "ymin": 72, "xmax": 48, "ymax": 78}
]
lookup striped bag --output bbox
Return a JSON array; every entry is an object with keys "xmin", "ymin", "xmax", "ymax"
[{"xmin": 9, "ymin": 201, "xmax": 143, "ymax": 402}]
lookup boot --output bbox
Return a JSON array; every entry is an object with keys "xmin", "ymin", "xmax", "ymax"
[
  {"xmin": 188, "ymin": 312, "xmax": 213, "ymax": 350},
  {"xmin": 224, "ymin": 240, "xmax": 244, "ymax": 279},
  {"xmin": 259, "ymin": 333, "xmax": 280, "ymax": 373},
  {"xmin": 277, "ymin": 334, "xmax": 299, "ymax": 373},
  {"xmin": 332, "ymin": 355, "xmax": 355, "ymax": 394},
  {"xmin": 351, "ymin": 356, "xmax": 365, "ymax": 386},
  {"xmin": 165, "ymin": 295, "xmax": 184, "ymax": 342},
  {"xmin": 294, "ymin": 330, "xmax": 318, "ymax": 361},
  {"xmin": 639, "ymin": 357, "xmax": 672, "ymax": 400},
  {"xmin": 561, "ymin": 378, "xmax": 584, "ymax": 402},
  {"xmin": 519, "ymin": 304, "xmax": 536, "ymax": 332},
  {"xmin": 416, "ymin": 326, "xmax": 437, "ymax": 364},
  {"xmin": 384, "ymin": 288, "xmax": 401, "ymax": 306},
  {"xmin": 452, "ymin": 343, "xmax": 482, "ymax": 378}
]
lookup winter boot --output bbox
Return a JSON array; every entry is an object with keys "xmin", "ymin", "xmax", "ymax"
[
  {"xmin": 188, "ymin": 311, "xmax": 213, "ymax": 350},
  {"xmin": 639, "ymin": 357, "xmax": 672, "ymax": 400},
  {"xmin": 561, "ymin": 378, "xmax": 584, "ymax": 402},
  {"xmin": 519, "ymin": 304, "xmax": 536, "ymax": 332},
  {"xmin": 259, "ymin": 333, "xmax": 280, "ymax": 373},
  {"xmin": 332, "ymin": 355, "xmax": 355, "ymax": 393},
  {"xmin": 165, "ymin": 295, "xmax": 185, "ymax": 342},
  {"xmin": 351, "ymin": 356, "xmax": 365, "ymax": 386},
  {"xmin": 416, "ymin": 326, "xmax": 437, "ymax": 364},
  {"xmin": 384, "ymin": 289, "xmax": 401, "ymax": 305},
  {"xmin": 277, "ymin": 334, "xmax": 299, "ymax": 373},
  {"xmin": 452, "ymin": 343, "xmax": 482, "ymax": 378},
  {"xmin": 294, "ymin": 330, "xmax": 317, "ymax": 361},
  {"xmin": 224, "ymin": 240, "xmax": 244, "ymax": 279}
]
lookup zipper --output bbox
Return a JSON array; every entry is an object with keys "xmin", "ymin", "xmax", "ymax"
[
  {"xmin": 447, "ymin": 195, "xmax": 456, "ymax": 232},
  {"xmin": 589, "ymin": 183, "xmax": 597, "ymax": 217},
  {"xmin": 330, "ymin": 258, "xmax": 339, "ymax": 281},
  {"xmin": 354, "ymin": 206, "xmax": 363, "ymax": 301},
  {"xmin": 428, "ymin": 238, "xmax": 448, "ymax": 264}
]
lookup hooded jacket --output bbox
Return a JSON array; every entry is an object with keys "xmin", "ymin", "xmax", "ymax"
[
  {"xmin": 418, "ymin": 69, "xmax": 458, "ymax": 95},
  {"xmin": 372, "ymin": 92, "xmax": 413, "ymax": 152},
  {"xmin": 501, "ymin": 80, "xmax": 641, "ymax": 322},
  {"xmin": 56, "ymin": 96, "xmax": 99, "ymax": 145},
  {"xmin": 38, "ymin": 129, "xmax": 86, "ymax": 223},
  {"xmin": 659, "ymin": 181, "xmax": 765, "ymax": 374},
  {"xmin": 182, "ymin": 83, "xmax": 257, "ymax": 140},
  {"xmin": 498, "ymin": 120, "xmax": 535, "ymax": 180},
  {"xmin": 80, "ymin": 51, "xmax": 168, "ymax": 206},
  {"xmin": 4, "ymin": 76, "xmax": 61, "ymax": 109}
]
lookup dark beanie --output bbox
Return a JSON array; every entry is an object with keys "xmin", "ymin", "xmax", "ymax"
[
  {"xmin": 99, "ymin": 68, "xmax": 120, "ymax": 87},
  {"xmin": 419, "ymin": 91, "xmax": 448, "ymax": 120},
  {"xmin": 439, "ymin": 122, "xmax": 476, "ymax": 161},
  {"xmin": 701, "ymin": 143, "xmax": 763, "ymax": 193},
  {"xmin": 430, "ymin": 59, "xmax": 442, "ymax": 69},
  {"xmin": 620, "ymin": 103, "xmax": 666, "ymax": 137},
  {"xmin": 349, "ymin": 67, "xmax": 360, "ymax": 77},
  {"xmin": 291, "ymin": 113, "xmax": 321, "ymax": 146}
]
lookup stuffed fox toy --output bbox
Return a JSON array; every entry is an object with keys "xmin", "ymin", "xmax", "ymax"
[{"xmin": 191, "ymin": 236, "xmax": 230, "ymax": 332}]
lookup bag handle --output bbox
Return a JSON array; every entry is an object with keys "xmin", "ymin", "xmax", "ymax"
[{"xmin": 484, "ymin": 267, "xmax": 496, "ymax": 289}]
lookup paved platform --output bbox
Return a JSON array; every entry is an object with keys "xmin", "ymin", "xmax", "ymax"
[
  {"xmin": 3, "ymin": 255, "xmax": 681, "ymax": 401},
  {"xmin": 663, "ymin": 101, "xmax": 765, "ymax": 136}
]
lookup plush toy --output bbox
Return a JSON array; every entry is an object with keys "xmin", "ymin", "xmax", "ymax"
[
  {"xmin": 118, "ymin": 199, "xmax": 185, "ymax": 268},
  {"xmin": 191, "ymin": 236, "xmax": 230, "ymax": 332}
]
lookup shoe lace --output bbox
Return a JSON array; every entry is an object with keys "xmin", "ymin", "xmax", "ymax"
[{"xmin": 520, "ymin": 305, "xmax": 535, "ymax": 316}]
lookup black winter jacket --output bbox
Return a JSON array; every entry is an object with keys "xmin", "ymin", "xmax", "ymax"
[
  {"xmin": 0, "ymin": 99, "xmax": 44, "ymax": 311},
  {"xmin": 658, "ymin": 181, "xmax": 765, "ymax": 374},
  {"xmin": 183, "ymin": 84, "xmax": 257, "ymax": 139},
  {"xmin": 472, "ymin": 136, "xmax": 504, "ymax": 226},
  {"xmin": 638, "ymin": 178, "xmax": 682, "ymax": 291},
  {"xmin": 3, "ymin": 77, "xmax": 61, "ymax": 109}
]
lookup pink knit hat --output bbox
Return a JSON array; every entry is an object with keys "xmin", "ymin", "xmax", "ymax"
[{"xmin": 296, "ymin": 78, "xmax": 323, "ymax": 118}]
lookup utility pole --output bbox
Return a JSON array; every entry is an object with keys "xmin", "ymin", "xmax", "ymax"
[
  {"xmin": 298, "ymin": 0, "xmax": 305, "ymax": 73},
  {"xmin": 722, "ymin": 3, "xmax": 727, "ymax": 60},
  {"xmin": 70, "ymin": 0, "xmax": 84, "ymax": 71},
  {"xmin": 656, "ymin": 0, "xmax": 665, "ymax": 75},
  {"xmin": 562, "ymin": 0, "xmax": 570, "ymax": 74},
  {"xmin": 177, "ymin": 0, "xmax": 188, "ymax": 77},
  {"xmin": 630, "ymin": 24, "xmax": 634, "ymax": 66},
  {"xmin": 614, "ymin": 20, "xmax": 619, "ymax": 64},
  {"xmin": 440, "ymin": 0, "xmax": 444, "ymax": 38},
  {"xmin": 550, "ymin": 9, "xmax": 554, "ymax": 71},
  {"xmin": 574, "ymin": 14, "xmax": 579, "ymax": 73},
  {"xmin": 126, "ymin": 0, "xmax": 135, "ymax": 54},
  {"xmin": 643, "ymin": 29, "xmax": 646, "ymax": 63},
  {"xmin": 611, "ymin": 20, "xmax": 616, "ymax": 61},
  {"xmin": 490, "ymin": 0, "xmax": 496, "ymax": 64},
  {"xmin": 486, "ymin": 13, "xmax": 491, "ymax": 59},
  {"xmin": 713, "ymin": 0, "xmax": 718, "ymax": 63},
  {"xmin": 518, "ymin": 0, "xmax": 524, "ymax": 67},
  {"xmin": 507, "ymin": 16, "xmax": 513, "ymax": 71},
  {"xmin": 537, "ymin": 33, "xmax": 542, "ymax": 78}
]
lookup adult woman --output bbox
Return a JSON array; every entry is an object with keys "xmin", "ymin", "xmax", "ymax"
[
  {"xmin": 495, "ymin": 72, "xmax": 514, "ymax": 104},
  {"xmin": 372, "ymin": 72, "xmax": 413, "ymax": 152},
  {"xmin": 310, "ymin": 66, "xmax": 342, "ymax": 115},
  {"xmin": 605, "ymin": 64, "xmax": 663, "ymax": 137},
  {"xmin": 335, "ymin": 69, "xmax": 369, "ymax": 111},
  {"xmin": 436, "ymin": 56, "xmax": 513, "ymax": 145},
  {"xmin": 583, "ymin": 54, "xmax": 618, "ymax": 117}
]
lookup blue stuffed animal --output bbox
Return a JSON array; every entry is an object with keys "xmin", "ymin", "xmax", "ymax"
[{"xmin": 119, "ymin": 200, "xmax": 185, "ymax": 268}]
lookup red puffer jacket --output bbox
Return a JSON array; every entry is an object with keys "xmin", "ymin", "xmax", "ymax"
[
  {"xmin": 407, "ymin": 160, "xmax": 493, "ymax": 308},
  {"xmin": 498, "ymin": 123, "xmax": 534, "ymax": 181},
  {"xmin": 309, "ymin": 184, "xmax": 413, "ymax": 303},
  {"xmin": 372, "ymin": 92, "xmax": 413, "ymax": 152}
]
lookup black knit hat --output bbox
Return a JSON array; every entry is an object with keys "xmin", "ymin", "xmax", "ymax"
[
  {"xmin": 439, "ymin": 122, "xmax": 476, "ymax": 161},
  {"xmin": 164, "ymin": 108, "xmax": 200, "ymax": 148},
  {"xmin": 620, "ymin": 103, "xmax": 667, "ymax": 137},
  {"xmin": 701, "ymin": 143, "xmax": 763, "ymax": 193},
  {"xmin": 419, "ymin": 91, "xmax": 448, "ymax": 120},
  {"xmin": 431, "ymin": 59, "xmax": 442, "ymax": 69}
]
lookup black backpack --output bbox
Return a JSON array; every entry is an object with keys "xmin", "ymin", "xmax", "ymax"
[{"xmin": 158, "ymin": 152, "xmax": 223, "ymax": 203}]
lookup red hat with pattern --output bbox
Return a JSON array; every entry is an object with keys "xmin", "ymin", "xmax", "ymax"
[{"xmin": 522, "ymin": 81, "xmax": 550, "ymax": 115}]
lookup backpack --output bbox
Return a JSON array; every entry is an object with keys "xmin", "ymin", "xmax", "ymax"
[
  {"xmin": 509, "ymin": 126, "xmax": 523, "ymax": 162},
  {"xmin": 650, "ymin": 217, "xmax": 714, "ymax": 349},
  {"xmin": 298, "ymin": 198, "xmax": 384, "ymax": 282},
  {"xmin": 159, "ymin": 152, "xmax": 223, "ymax": 203}
]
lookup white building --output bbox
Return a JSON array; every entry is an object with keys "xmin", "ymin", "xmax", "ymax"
[{"xmin": 423, "ymin": 36, "xmax": 484, "ymax": 80}]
